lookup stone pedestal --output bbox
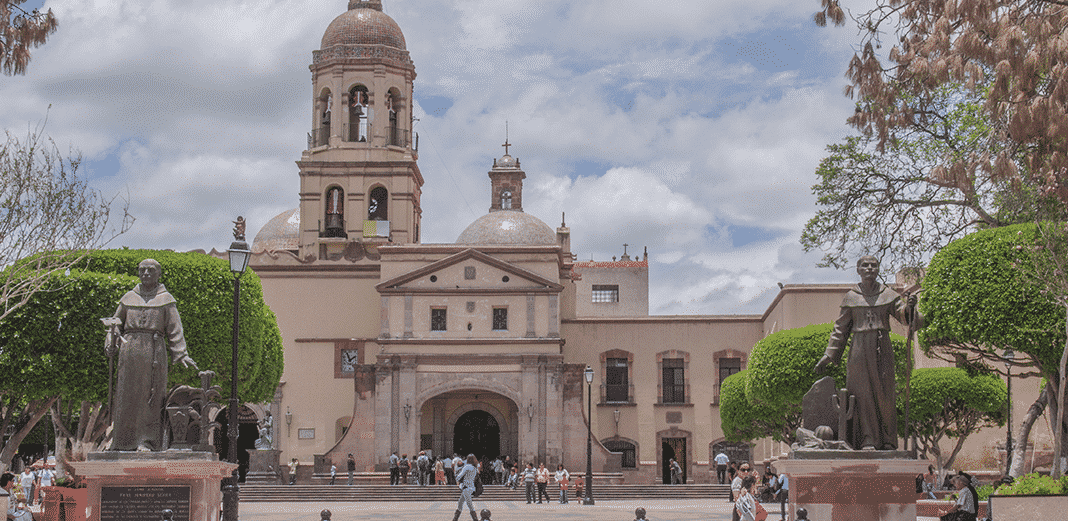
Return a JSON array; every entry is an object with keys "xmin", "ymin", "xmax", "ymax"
[
  {"xmin": 71, "ymin": 451, "xmax": 236, "ymax": 521},
  {"xmin": 776, "ymin": 451, "xmax": 929, "ymax": 521},
  {"xmin": 245, "ymin": 450, "xmax": 281, "ymax": 484}
]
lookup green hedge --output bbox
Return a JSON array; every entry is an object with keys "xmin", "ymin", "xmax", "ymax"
[{"xmin": 0, "ymin": 249, "xmax": 283, "ymax": 405}]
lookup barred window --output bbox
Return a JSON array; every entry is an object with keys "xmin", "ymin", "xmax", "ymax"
[
  {"xmin": 605, "ymin": 358, "xmax": 629, "ymax": 402},
  {"xmin": 492, "ymin": 308, "xmax": 508, "ymax": 331},
  {"xmin": 603, "ymin": 440, "xmax": 636, "ymax": 468},
  {"xmin": 719, "ymin": 358, "xmax": 742, "ymax": 391},
  {"xmin": 662, "ymin": 358, "xmax": 685, "ymax": 404},
  {"xmin": 431, "ymin": 308, "xmax": 447, "ymax": 331},
  {"xmin": 592, "ymin": 284, "xmax": 619, "ymax": 303}
]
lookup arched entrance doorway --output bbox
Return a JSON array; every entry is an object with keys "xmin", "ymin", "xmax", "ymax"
[
  {"xmin": 213, "ymin": 406, "xmax": 258, "ymax": 482},
  {"xmin": 453, "ymin": 410, "xmax": 500, "ymax": 460}
]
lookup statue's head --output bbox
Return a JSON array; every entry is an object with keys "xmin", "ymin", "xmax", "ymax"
[
  {"xmin": 856, "ymin": 255, "xmax": 880, "ymax": 282},
  {"xmin": 138, "ymin": 259, "xmax": 162, "ymax": 289}
]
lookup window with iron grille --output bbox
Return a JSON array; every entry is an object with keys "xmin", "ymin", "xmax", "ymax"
[
  {"xmin": 492, "ymin": 308, "xmax": 508, "ymax": 330},
  {"xmin": 592, "ymin": 284, "xmax": 619, "ymax": 303},
  {"xmin": 603, "ymin": 440, "xmax": 636, "ymax": 468},
  {"xmin": 719, "ymin": 358, "xmax": 742, "ymax": 392},
  {"xmin": 431, "ymin": 308, "xmax": 447, "ymax": 331},
  {"xmin": 662, "ymin": 358, "xmax": 685, "ymax": 403},
  {"xmin": 605, "ymin": 358, "xmax": 629, "ymax": 402}
]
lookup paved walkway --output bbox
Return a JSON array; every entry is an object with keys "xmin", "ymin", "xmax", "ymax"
[{"xmin": 238, "ymin": 499, "xmax": 741, "ymax": 521}]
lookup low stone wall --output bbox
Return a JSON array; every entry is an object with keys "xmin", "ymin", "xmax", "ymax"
[{"xmin": 916, "ymin": 499, "xmax": 988, "ymax": 519}]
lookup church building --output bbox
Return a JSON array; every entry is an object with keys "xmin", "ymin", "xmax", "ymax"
[{"xmin": 240, "ymin": 0, "xmax": 1028, "ymax": 483}]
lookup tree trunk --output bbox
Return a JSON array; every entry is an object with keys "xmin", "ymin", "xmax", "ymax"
[
  {"xmin": 0, "ymin": 397, "xmax": 58, "ymax": 473},
  {"xmin": 1054, "ymin": 307, "xmax": 1068, "ymax": 479},
  {"xmin": 1010, "ymin": 384, "xmax": 1050, "ymax": 477}
]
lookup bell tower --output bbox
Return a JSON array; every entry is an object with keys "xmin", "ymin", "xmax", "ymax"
[{"xmin": 298, "ymin": 0, "xmax": 423, "ymax": 260}]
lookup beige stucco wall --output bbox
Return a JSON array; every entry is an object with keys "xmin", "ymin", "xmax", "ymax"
[{"xmin": 573, "ymin": 263, "xmax": 649, "ymax": 317}]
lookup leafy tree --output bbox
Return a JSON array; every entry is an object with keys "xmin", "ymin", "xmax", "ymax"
[
  {"xmin": 0, "ymin": 1, "xmax": 57, "ymax": 75},
  {"xmin": 801, "ymin": 81, "xmax": 1065, "ymax": 271},
  {"xmin": 0, "ymin": 249, "xmax": 284, "ymax": 472},
  {"xmin": 899, "ymin": 367, "xmax": 1007, "ymax": 473},
  {"xmin": 814, "ymin": 0, "xmax": 1068, "ymax": 210},
  {"xmin": 920, "ymin": 223, "xmax": 1065, "ymax": 476},
  {"xmin": 1, "ymin": 124, "xmax": 133, "ymax": 326}
]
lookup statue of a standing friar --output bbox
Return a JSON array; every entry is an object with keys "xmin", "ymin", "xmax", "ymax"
[
  {"xmin": 814, "ymin": 255, "xmax": 923, "ymax": 451},
  {"xmin": 104, "ymin": 259, "xmax": 199, "ymax": 451}
]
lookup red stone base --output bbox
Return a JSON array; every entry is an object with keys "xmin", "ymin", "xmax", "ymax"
[
  {"xmin": 71, "ymin": 452, "xmax": 236, "ymax": 521},
  {"xmin": 776, "ymin": 457, "xmax": 930, "ymax": 521}
]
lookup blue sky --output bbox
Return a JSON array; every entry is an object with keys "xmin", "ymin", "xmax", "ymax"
[{"xmin": 0, "ymin": 0, "xmax": 875, "ymax": 314}]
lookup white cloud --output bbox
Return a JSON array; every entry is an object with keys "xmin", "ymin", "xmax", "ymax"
[{"xmin": 0, "ymin": 0, "xmax": 866, "ymax": 313}]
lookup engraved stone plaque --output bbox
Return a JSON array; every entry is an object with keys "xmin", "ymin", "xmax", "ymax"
[{"xmin": 101, "ymin": 485, "xmax": 190, "ymax": 521}]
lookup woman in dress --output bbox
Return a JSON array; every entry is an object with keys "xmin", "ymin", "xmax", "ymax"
[{"xmin": 435, "ymin": 457, "xmax": 446, "ymax": 485}]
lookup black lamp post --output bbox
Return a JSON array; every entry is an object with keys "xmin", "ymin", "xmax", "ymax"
[
  {"xmin": 583, "ymin": 364, "xmax": 595, "ymax": 505},
  {"xmin": 223, "ymin": 221, "xmax": 251, "ymax": 521},
  {"xmin": 1004, "ymin": 348, "xmax": 1015, "ymax": 475}
]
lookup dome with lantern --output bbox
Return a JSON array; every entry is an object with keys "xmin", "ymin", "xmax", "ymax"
[{"xmin": 321, "ymin": 1, "xmax": 406, "ymax": 51}]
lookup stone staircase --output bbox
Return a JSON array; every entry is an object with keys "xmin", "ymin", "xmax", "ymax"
[{"xmin": 239, "ymin": 483, "xmax": 731, "ymax": 502}]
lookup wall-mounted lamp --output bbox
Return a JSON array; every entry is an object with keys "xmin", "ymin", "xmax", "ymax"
[
  {"xmin": 285, "ymin": 406, "xmax": 293, "ymax": 437},
  {"xmin": 403, "ymin": 402, "xmax": 412, "ymax": 425},
  {"xmin": 614, "ymin": 409, "xmax": 621, "ymax": 435},
  {"xmin": 527, "ymin": 400, "xmax": 535, "ymax": 431}
]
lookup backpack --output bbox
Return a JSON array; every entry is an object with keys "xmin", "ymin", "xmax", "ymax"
[
  {"xmin": 473, "ymin": 474, "xmax": 484, "ymax": 497},
  {"xmin": 400, "ymin": 458, "xmax": 410, "ymax": 471},
  {"xmin": 418, "ymin": 456, "xmax": 429, "ymax": 472}
]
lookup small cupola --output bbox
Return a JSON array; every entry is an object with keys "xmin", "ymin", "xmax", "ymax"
[{"xmin": 488, "ymin": 138, "xmax": 526, "ymax": 212}]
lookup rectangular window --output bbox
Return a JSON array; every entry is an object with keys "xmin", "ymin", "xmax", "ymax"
[
  {"xmin": 592, "ymin": 284, "xmax": 619, "ymax": 303},
  {"xmin": 719, "ymin": 358, "xmax": 742, "ymax": 391},
  {"xmin": 430, "ymin": 308, "xmax": 447, "ymax": 331},
  {"xmin": 492, "ymin": 307, "xmax": 508, "ymax": 330},
  {"xmin": 662, "ymin": 358, "xmax": 685, "ymax": 404},
  {"xmin": 605, "ymin": 358, "xmax": 629, "ymax": 402}
]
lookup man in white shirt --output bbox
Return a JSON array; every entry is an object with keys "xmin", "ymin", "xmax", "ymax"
[
  {"xmin": 776, "ymin": 468, "xmax": 790, "ymax": 521},
  {"xmin": 17, "ymin": 469, "xmax": 34, "ymax": 507},
  {"xmin": 2, "ymin": 473, "xmax": 32, "ymax": 521},
  {"xmin": 714, "ymin": 452, "xmax": 729, "ymax": 484}
]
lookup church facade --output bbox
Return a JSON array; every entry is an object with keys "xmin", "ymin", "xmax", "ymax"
[{"xmin": 242, "ymin": 0, "xmax": 1034, "ymax": 483}]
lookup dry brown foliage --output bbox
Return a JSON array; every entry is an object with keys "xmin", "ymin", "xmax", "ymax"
[
  {"xmin": 0, "ymin": 0, "xmax": 58, "ymax": 75},
  {"xmin": 817, "ymin": 0, "xmax": 1068, "ymax": 206}
]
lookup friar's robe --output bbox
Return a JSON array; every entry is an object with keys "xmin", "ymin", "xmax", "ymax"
[
  {"xmin": 110, "ymin": 283, "xmax": 190, "ymax": 451},
  {"xmin": 823, "ymin": 283, "xmax": 922, "ymax": 450}
]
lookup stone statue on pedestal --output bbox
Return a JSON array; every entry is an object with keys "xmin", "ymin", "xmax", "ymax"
[
  {"xmin": 255, "ymin": 413, "xmax": 274, "ymax": 450},
  {"xmin": 813, "ymin": 255, "xmax": 922, "ymax": 451},
  {"xmin": 105, "ymin": 259, "xmax": 199, "ymax": 452}
]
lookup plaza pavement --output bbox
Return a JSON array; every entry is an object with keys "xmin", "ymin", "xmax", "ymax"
[{"xmin": 237, "ymin": 500, "xmax": 944, "ymax": 521}]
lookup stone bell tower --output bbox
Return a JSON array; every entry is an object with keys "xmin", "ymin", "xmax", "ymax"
[{"xmin": 297, "ymin": 0, "xmax": 423, "ymax": 260}]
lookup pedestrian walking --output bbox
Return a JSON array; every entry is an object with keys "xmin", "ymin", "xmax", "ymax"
[
  {"xmin": 554, "ymin": 464, "xmax": 570, "ymax": 504},
  {"xmin": 329, "ymin": 463, "xmax": 337, "ymax": 485},
  {"xmin": 347, "ymin": 453, "xmax": 356, "ymax": 486},
  {"xmin": 452, "ymin": 454, "xmax": 480, "ymax": 521},
  {"xmin": 288, "ymin": 458, "xmax": 298, "ymax": 485},
  {"xmin": 535, "ymin": 463, "xmax": 550, "ymax": 504},
  {"xmin": 388, "ymin": 451, "xmax": 400, "ymax": 485},
  {"xmin": 522, "ymin": 463, "xmax": 536, "ymax": 504},
  {"xmin": 493, "ymin": 457, "xmax": 504, "ymax": 485},
  {"xmin": 735, "ymin": 476, "xmax": 758, "ymax": 521},
  {"xmin": 776, "ymin": 467, "xmax": 790, "ymax": 521},
  {"xmin": 399, "ymin": 454, "xmax": 410, "ymax": 485},
  {"xmin": 670, "ymin": 458, "xmax": 682, "ymax": 484},
  {"xmin": 714, "ymin": 451, "xmax": 729, "ymax": 484},
  {"xmin": 445, "ymin": 453, "xmax": 457, "ymax": 485},
  {"xmin": 731, "ymin": 463, "xmax": 752, "ymax": 521},
  {"xmin": 417, "ymin": 451, "xmax": 430, "ymax": 486},
  {"xmin": 435, "ymin": 457, "xmax": 446, "ymax": 485}
]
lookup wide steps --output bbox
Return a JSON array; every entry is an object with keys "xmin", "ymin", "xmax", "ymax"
[{"xmin": 239, "ymin": 484, "xmax": 731, "ymax": 502}]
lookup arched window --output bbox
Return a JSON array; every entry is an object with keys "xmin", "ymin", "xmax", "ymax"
[
  {"xmin": 348, "ymin": 85, "xmax": 369, "ymax": 142},
  {"xmin": 324, "ymin": 186, "xmax": 345, "ymax": 238},
  {"xmin": 500, "ymin": 190, "xmax": 512, "ymax": 210},
  {"xmin": 368, "ymin": 187, "xmax": 388, "ymax": 221},
  {"xmin": 388, "ymin": 90, "xmax": 400, "ymax": 146},
  {"xmin": 316, "ymin": 90, "xmax": 332, "ymax": 147}
]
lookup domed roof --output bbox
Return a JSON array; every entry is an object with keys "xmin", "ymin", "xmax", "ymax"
[
  {"xmin": 253, "ymin": 208, "xmax": 300, "ymax": 252},
  {"xmin": 456, "ymin": 210, "xmax": 558, "ymax": 246},
  {"xmin": 321, "ymin": 1, "xmax": 406, "ymax": 51}
]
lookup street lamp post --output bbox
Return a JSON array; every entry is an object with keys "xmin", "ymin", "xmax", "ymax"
[
  {"xmin": 1004, "ymin": 348, "xmax": 1015, "ymax": 475},
  {"xmin": 583, "ymin": 364, "xmax": 595, "ymax": 505},
  {"xmin": 223, "ymin": 219, "xmax": 251, "ymax": 521}
]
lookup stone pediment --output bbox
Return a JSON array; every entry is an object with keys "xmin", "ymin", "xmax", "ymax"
[{"xmin": 376, "ymin": 248, "xmax": 563, "ymax": 294}]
